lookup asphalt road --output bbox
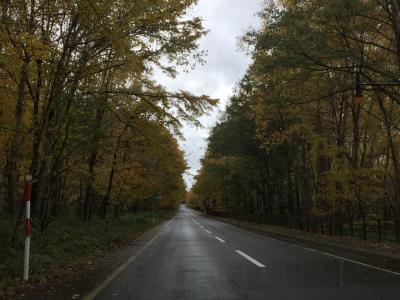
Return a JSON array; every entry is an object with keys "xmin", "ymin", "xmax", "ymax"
[{"xmin": 89, "ymin": 205, "xmax": 400, "ymax": 300}]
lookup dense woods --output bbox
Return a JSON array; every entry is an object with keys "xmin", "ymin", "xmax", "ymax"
[
  {"xmin": 0, "ymin": 0, "xmax": 215, "ymax": 229},
  {"xmin": 192, "ymin": 0, "xmax": 400, "ymax": 242}
]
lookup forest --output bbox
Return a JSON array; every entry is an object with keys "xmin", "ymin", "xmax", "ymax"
[
  {"xmin": 0, "ymin": 0, "xmax": 215, "ymax": 236},
  {"xmin": 191, "ymin": 0, "xmax": 400, "ymax": 242}
]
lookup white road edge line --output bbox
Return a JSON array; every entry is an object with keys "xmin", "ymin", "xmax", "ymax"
[
  {"xmin": 200, "ymin": 225, "xmax": 204, "ymax": 229},
  {"xmin": 320, "ymin": 251, "xmax": 400, "ymax": 276},
  {"xmin": 235, "ymin": 250, "xmax": 266, "ymax": 268},
  {"xmin": 206, "ymin": 229, "xmax": 212, "ymax": 234},
  {"xmin": 83, "ymin": 225, "xmax": 164, "ymax": 300},
  {"xmin": 289, "ymin": 243, "xmax": 400, "ymax": 276},
  {"xmin": 215, "ymin": 236, "xmax": 226, "ymax": 243}
]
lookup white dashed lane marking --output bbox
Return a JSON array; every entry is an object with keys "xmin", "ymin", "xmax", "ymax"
[
  {"xmin": 235, "ymin": 250, "xmax": 266, "ymax": 268},
  {"xmin": 215, "ymin": 236, "xmax": 226, "ymax": 243}
]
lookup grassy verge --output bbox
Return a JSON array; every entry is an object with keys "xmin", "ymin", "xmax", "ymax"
[{"xmin": 0, "ymin": 210, "xmax": 173, "ymax": 294}]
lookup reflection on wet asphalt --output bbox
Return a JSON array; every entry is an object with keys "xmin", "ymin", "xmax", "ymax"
[{"xmin": 94, "ymin": 205, "xmax": 400, "ymax": 300}]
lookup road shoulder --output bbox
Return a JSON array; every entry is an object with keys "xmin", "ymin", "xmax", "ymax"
[{"xmin": 18, "ymin": 221, "xmax": 168, "ymax": 300}]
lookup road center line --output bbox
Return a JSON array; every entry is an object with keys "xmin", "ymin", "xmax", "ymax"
[
  {"xmin": 188, "ymin": 208, "xmax": 400, "ymax": 276},
  {"xmin": 206, "ymin": 229, "xmax": 211, "ymax": 234},
  {"xmin": 215, "ymin": 236, "xmax": 225, "ymax": 243},
  {"xmin": 235, "ymin": 250, "xmax": 266, "ymax": 268}
]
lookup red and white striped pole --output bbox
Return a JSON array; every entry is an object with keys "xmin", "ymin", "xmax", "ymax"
[{"xmin": 23, "ymin": 175, "xmax": 33, "ymax": 281}]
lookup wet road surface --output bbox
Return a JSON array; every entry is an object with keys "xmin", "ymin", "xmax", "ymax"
[{"xmin": 89, "ymin": 205, "xmax": 400, "ymax": 299}]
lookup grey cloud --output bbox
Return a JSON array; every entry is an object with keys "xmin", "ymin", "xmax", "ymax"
[{"xmin": 153, "ymin": 0, "xmax": 263, "ymax": 188}]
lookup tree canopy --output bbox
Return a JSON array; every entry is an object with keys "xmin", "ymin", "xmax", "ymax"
[
  {"xmin": 192, "ymin": 0, "xmax": 400, "ymax": 241},
  {"xmin": 0, "ymin": 0, "xmax": 216, "ymax": 227}
]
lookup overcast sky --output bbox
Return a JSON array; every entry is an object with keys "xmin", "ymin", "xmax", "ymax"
[{"xmin": 154, "ymin": 0, "xmax": 264, "ymax": 188}]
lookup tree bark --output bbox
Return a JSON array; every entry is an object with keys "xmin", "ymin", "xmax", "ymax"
[{"xmin": 4, "ymin": 60, "xmax": 29, "ymax": 218}]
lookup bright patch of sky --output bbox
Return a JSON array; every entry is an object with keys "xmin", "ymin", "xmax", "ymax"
[{"xmin": 153, "ymin": 0, "xmax": 263, "ymax": 188}]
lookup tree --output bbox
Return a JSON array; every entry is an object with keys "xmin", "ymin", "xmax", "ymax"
[
  {"xmin": 0, "ymin": 0, "xmax": 216, "ymax": 230},
  {"xmin": 193, "ymin": 0, "xmax": 400, "ymax": 240}
]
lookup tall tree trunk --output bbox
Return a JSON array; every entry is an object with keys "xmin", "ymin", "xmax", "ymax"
[
  {"xmin": 389, "ymin": 0, "xmax": 400, "ymax": 65},
  {"xmin": 84, "ymin": 150, "xmax": 97, "ymax": 220},
  {"xmin": 101, "ymin": 126, "xmax": 127, "ymax": 218},
  {"xmin": 30, "ymin": 60, "xmax": 43, "ymax": 213},
  {"xmin": 4, "ymin": 60, "xmax": 29, "ymax": 218},
  {"xmin": 83, "ymin": 95, "xmax": 108, "ymax": 220}
]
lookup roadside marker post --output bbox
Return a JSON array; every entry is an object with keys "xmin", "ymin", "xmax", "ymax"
[{"xmin": 23, "ymin": 175, "xmax": 33, "ymax": 281}]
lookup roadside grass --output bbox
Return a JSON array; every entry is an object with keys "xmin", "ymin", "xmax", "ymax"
[{"xmin": 0, "ymin": 210, "xmax": 173, "ymax": 293}]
